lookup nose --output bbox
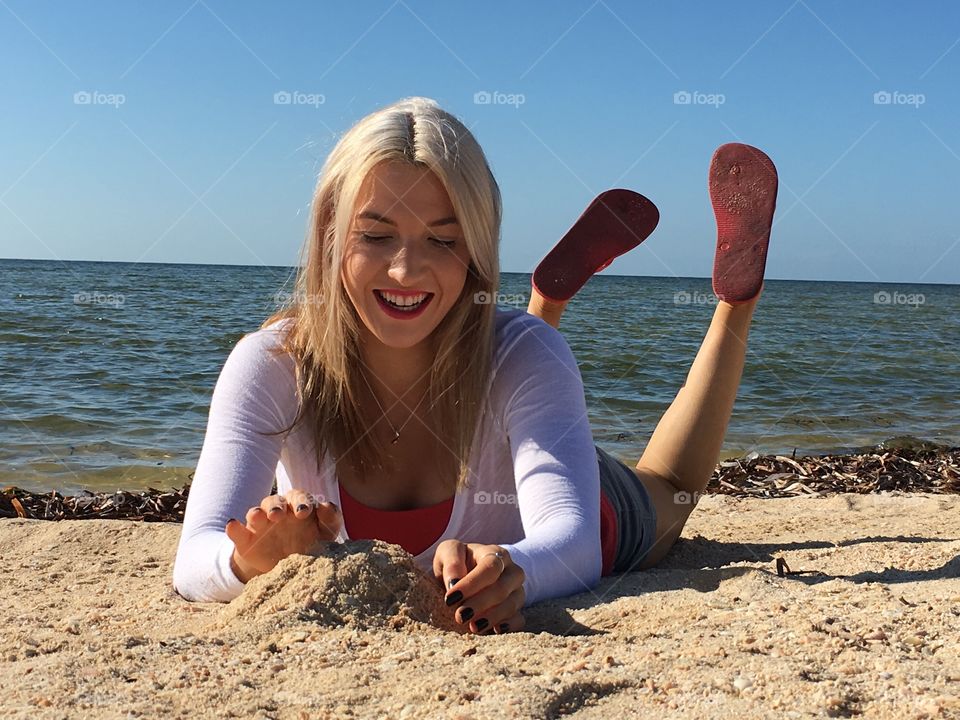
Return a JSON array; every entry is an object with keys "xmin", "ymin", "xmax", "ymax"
[{"xmin": 386, "ymin": 237, "xmax": 427, "ymax": 285}]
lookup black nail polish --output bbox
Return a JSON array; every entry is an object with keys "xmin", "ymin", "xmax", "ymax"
[
  {"xmin": 498, "ymin": 622, "xmax": 509, "ymax": 632},
  {"xmin": 459, "ymin": 607, "xmax": 474, "ymax": 622},
  {"xmin": 475, "ymin": 618, "xmax": 489, "ymax": 631},
  {"xmin": 445, "ymin": 590, "xmax": 463, "ymax": 606},
  {"xmin": 296, "ymin": 504, "xmax": 308, "ymax": 512},
  {"xmin": 448, "ymin": 577, "xmax": 460, "ymax": 589}
]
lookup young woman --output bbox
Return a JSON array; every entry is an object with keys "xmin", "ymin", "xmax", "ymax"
[{"xmin": 172, "ymin": 97, "xmax": 777, "ymax": 638}]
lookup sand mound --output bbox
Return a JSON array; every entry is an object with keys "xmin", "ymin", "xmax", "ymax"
[{"xmin": 209, "ymin": 539, "xmax": 464, "ymax": 636}]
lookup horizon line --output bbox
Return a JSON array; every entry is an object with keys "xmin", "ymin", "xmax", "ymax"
[{"xmin": 1, "ymin": 256, "xmax": 956, "ymax": 287}]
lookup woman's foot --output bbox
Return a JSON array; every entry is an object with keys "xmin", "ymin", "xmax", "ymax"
[
  {"xmin": 709, "ymin": 143, "xmax": 778, "ymax": 304},
  {"xmin": 528, "ymin": 189, "xmax": 659, "ymax": 328}
]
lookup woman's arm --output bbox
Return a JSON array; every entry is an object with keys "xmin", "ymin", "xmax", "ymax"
[
  {"xmin": 171, "ymin": 324, "xmax": 299, "ymax": 602},
  {"xmin": 492, "ymin": 315, "xmax": 603, "ymax": 606}
]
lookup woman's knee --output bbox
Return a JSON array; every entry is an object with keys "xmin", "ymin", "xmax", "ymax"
[{"xmin": 632, "ymin": 467, "xmax": 695, "ymax": 569}]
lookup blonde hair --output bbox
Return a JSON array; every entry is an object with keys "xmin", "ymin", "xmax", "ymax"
[{"xmin": 261, "ymin": 97, "xmax": 501, "ymax": 495}]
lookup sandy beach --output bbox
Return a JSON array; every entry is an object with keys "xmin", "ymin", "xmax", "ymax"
[{"xmin": 1, "ymin": 491, "xmax": 958, "ymax": 719}]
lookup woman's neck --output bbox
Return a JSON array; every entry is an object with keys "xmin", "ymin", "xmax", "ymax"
[{"xmin": 358, "ymin": 338, "xmax": 434, "ymax": 405}]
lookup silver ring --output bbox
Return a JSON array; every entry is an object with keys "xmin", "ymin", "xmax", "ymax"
[{"xmin": 480, "ymin": 550, "xmax": 505, "ymax": 574}]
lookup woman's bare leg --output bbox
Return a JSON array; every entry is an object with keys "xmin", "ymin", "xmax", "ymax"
[
  {"xmin": 633, "ymin": 142, "xmax": 775, "ymax": 568},
  {"xmin": 529, "ymin": 144, "xmax": 775, "ymax": 571},
  {"xmin": 526, "ymin": 288, "xmax": 568, "ymax": 329},
  {"xmin": 525, "ymin": 289, "xmax": 760, "ymax": 569},
  {"xmin": 630, "ymin": 293, "xmax": 759, "ymax": 567}
]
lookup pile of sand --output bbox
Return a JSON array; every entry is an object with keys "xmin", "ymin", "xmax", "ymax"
[
  {"xmin": 210, "ymin": 539, "xmax": 464, "ymax": 636},
  {"xmin": 0, "ymin": 493, "xmax": 958, "ymax": 718}
]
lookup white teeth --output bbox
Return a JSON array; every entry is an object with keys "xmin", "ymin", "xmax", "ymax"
[{"xmin": 379, "ymin": 291, "xmax": 428, "ymax": 307}]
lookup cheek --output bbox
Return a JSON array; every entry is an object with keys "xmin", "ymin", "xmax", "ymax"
[
  {"xmin": 341, "ymin": 250, "xmax": 373, "ymax": 291},
  {"xmin": 442, "ymin": 262, "xmax": 467, "ymax": 296},
  {"xmin": 445, "ymin": 249, "xmax": 472, "ymax": 283}
]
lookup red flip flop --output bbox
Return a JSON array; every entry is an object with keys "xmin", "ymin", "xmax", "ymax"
[
  {"xmin": 709, "ymin": 143, "xmax": 778, "ymax": 304},
  {"xmin": 531, "ymin": 189, "xmax": 659, "ymax": 303}
]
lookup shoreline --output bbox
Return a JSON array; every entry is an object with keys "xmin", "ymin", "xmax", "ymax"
[{"xmin": 2, "ymin": 446, "xmax": 958, "ymax": 522}]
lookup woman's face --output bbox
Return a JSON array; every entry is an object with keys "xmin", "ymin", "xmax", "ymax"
[{"xmin": 341, "ymin": 161, "xmax": 473, "ymax": 351}]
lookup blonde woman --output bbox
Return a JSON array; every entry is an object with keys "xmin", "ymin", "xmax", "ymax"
[{"xmin": 172, "ymin": 97, "xmax": 777, "ymax": 637}]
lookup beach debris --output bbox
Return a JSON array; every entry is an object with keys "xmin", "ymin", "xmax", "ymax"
[
  {"xmin": 1, "ymin": 444, "xmax": 957, "ymax": 522},
  {"xmin": 708, "ymin": 444, "xmax": 959, "ymax": 499},
  {"xmin": 1, "ymin": 485, "xmax": 189, "ymax": 521},
  {"xmin": 775, "ymin": 558, "xmax": 824, "ymax": 578}
]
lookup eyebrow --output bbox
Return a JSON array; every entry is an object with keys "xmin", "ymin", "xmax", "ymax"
[{"xmin": 357, "ymin": 210, "xmax": 460, "ymax": 227}]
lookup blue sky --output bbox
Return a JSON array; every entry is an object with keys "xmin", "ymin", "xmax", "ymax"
[{"xmin": 2, "ymin": 1, "xmax": 959, "ymax": 283}]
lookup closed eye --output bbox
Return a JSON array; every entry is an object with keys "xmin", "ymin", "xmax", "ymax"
[{"xmin": 361, "ymin": 233, "xmax": 456, "ymax": 249}]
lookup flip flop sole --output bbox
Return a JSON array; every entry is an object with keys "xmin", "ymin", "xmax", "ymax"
[
  {"xmin": 532, "ymin": 189, "xmax": 659, "ymax": 302},
  {"xmin": 709, "ymin": 143, "xmax": 778, "ymax": 303}
]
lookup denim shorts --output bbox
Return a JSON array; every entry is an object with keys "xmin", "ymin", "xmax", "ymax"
[{"xmin": 596, "ymin": 445, "xmax": 659, "ymax": 573}]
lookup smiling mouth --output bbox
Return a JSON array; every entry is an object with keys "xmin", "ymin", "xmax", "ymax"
[{"xmin": 374, "ymin": 289, "xmax": 434, "ymax": 312}]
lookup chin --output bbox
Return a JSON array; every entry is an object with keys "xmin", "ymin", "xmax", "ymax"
[
  {"xmin": 365, "ymin": 316, "xmax": 441, "ymax": 349},
  {"xmin": 373, "ymin": 332, "xmax": 431, "ymax": 350}
]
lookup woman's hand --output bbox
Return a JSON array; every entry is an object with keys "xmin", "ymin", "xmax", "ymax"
[
  {"xmin": 433, "ymin": 540, "xmax": 525, "ymax": 634},
  {"xmin": 225, "ymin": 489, "xmax": 342, "ymax": 583}
]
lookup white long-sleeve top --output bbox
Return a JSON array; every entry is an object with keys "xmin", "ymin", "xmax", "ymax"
[{"xmin": 172, "ymin": 306, "xmax": 602, "ymax": 606}]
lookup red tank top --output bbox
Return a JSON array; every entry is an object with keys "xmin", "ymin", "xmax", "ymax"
[
  {"xmin": 339, "ymin": 484, "xmax": 618, "ymax": 576},
  {"xmin": 338, "ymin": 484, "xmax": 455, "ymax": 556}
]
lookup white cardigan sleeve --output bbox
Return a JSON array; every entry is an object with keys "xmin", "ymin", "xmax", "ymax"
[
  {"xmin": 171, "ymin": 325, "xmax": 299, "ymax": 602},
  {"xmin": 492, "ymin": 316, "xmax": 602, "ymax": 606}
]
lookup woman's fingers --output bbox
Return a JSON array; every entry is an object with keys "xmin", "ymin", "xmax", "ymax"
[
  {"xmin": 492, "ymin": 610, "xmax": 525, "ymax": 634},
  {"xmin": 437, "ymin": 543, "xmax": 526, "ymax": 635},
  {"xmin": 446, "ymin": 545, "xmax": 511, "ymax": 606},
  {"xmin": 225, "ymin": 517, "xmax": 254, "ymax": 553},
  {"xmin": 245, "ymin": 506, "xmax": 270, "ymax": 533},
  {"xmin": 315, "ymin": 501, "xmax": 341, "ymax": 538},
  {"xmin": 287, "ymin": 490, "xmax": 315, "ymax": 519},
  {"xmin": 260, "ymin": 494, "xmax": 287, "ymax": 520},
  {"xmin": 244, "ymin": 491, "xmax": 332, "ymax": 535},
  {"xmin": 468, "ymin": 586, "xmax": 524, "ymax": 633},
  {"xmin": 456, "ymin": 570, "xmax": 523, "ymax": 631},
  {"xmin": 434, "ymin": 539, "xmax": 469, "ymax": 593}
]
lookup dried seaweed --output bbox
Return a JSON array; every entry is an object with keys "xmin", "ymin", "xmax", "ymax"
[
  {"xmin": 0, "ymin": 485, "xmax": 190, "ymax": 522},
  {"xmin": 1, "ymin": 446, "xmax": 958, "ymax": 522},
  {"xmin": 708, "ymin": 445, "xmax": 960, "ymax": 499}
]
